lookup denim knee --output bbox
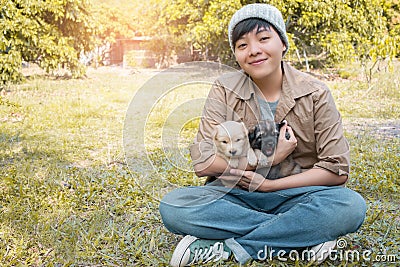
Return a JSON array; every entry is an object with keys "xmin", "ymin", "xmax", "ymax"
[
  {"xmin": 305, "ymin": 187, "xmax": 366, "ymax": 238},
  {"xmin": 336, "ymin": 188, "xmax": 367, "ymax": 232},
  {"xmin": 159, "ymin": 191, "xmax": 205, "ymax": 235},
  {"xmin": 159, "ymin": 201, "xmax": 184, "ymax": 234}
]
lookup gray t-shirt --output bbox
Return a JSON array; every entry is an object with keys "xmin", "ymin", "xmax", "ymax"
[{"xmin": 258, "ymin": 96, "xmax": 278, "ymax": 120}]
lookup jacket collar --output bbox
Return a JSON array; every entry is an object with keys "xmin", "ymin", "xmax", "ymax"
[
  {"xmin": 233, "ymin": 70, "xmax": 255, "ymax": 101},
  {"xmin": 234, "ymin": 62, "xmax": 320, "ymax": 99},
  {"xmin": 233, "ymin": 62, "xmax": 320, "ymax": 121},
  {"xmin": 282, "ymin": 62, "xmax": 320, "ymax": 98}
]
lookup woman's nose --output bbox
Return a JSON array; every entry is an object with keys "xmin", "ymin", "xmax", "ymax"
[{"xmin": 248, "ymin": 41, "xmax": 262, "ymax": 56}]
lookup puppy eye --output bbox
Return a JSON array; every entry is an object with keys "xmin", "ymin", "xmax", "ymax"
[
  {"xmin": 222, "ymin": 140, "xmax": 228, "ymax": 144},
  {"xmin": 236, "ymin": 138, "xmax": 241, "ymax": 142}
]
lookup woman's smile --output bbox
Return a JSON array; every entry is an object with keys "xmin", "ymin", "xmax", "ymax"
[{"xmin": 249, "ymin": 58, "xmax": 268, "ymax": 65}]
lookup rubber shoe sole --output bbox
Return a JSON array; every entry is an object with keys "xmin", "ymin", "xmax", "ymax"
[
  {"xmin": 170, "ymin": 235, "xmax": 199, "ymax": 267},
  {"xmin": 309, "ymin": 240, "xmax": 337, "ymax": 265}
]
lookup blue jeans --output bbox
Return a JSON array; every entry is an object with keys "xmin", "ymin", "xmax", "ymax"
[{"xmin": 159, "ymin": 185, "xmax": 366, "ymax": 264}]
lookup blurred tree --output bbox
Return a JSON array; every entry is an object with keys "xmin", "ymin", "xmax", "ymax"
[
  {"xmin": 191, "ymin": 0, "xmax": 242, "ymax": 65},
  {"xmin": 268, "ymin": 0, "xmax": 399, "ymax": 69},
  {"xmin": 90, "ymin": 4, "xmax": 135, "ymax": 66},
  {"xmin": 0, "ymin": 0, "xmax": 96, "ymax": 88},
  {"xmin": 2, "ymin": 0, "xmax": 399, "ymax": 88},
  {"xmin": 135, "ymin": 0, "xmax": 202, "ymax": 68},
  {"xmin": 138, "ymin": 0, "xmax": 399, "ymax": 68}
]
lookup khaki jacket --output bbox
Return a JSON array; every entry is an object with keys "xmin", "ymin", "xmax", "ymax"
[{"xmin": 190, "ymin": 62, "xmax": 350, "ymax": 177}]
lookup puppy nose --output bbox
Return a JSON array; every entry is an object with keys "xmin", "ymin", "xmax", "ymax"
[{"xmin": 229, "ymin": 150, "xmax": 237, "ymax": 155}]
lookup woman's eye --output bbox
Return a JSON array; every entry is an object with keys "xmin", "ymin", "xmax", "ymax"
[
  {"xmin": 260, "ymin": 36, "xmax": 270, "ymax": 41},
  {"xmin": 236, "ymin": 43, "xmax": 246, "ymax": 49}
]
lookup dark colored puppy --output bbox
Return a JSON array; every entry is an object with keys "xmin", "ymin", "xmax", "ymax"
[{"xmin": 248, "ymin": 120, "xmax": 301, "ymax": 179}]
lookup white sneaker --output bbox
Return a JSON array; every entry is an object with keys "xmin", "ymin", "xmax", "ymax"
[
  {"xmin": 170, "ymin": 235, "xmax": 231, "ymax": 267},
  {"xmin": 308, "ymin": 240, "xmax": 336, "ymax": 264}
]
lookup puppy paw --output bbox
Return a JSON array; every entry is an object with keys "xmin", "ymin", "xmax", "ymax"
[
  {"xmin": 257, "ymin": 153, "xmax": 270, "ymax": 167},
  {"xmin": 247, "ymin": 149, "xmax": 258, "ymax": 167},
  {"xmin": 253, "ymin": 149, "xmax": 268, "ymax": 167},
  {"xmin": 229, "ymin": 158, "xmax": 239, "ymax": 168}
]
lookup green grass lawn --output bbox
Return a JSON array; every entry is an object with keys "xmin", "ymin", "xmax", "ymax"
[{"xmin": 0, "ymin": 62, "xmax": 399, "ymax": 266}]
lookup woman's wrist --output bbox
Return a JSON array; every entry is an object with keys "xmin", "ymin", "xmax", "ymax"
[
  {"xmin": 257, "ymin": 179, "xmax": 274, "ymax": 193},
  {"xmin": 271, "ymin": 153, "xmax": 284, "ymax": 166}
]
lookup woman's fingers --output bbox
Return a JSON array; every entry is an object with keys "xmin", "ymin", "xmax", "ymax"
[
  {"xmin": 286, "ymin": 126, "xmax": 297, "ymax": 145},
  {"xmin": 230, "ymin": 168, "xmax": 245, "ymax": 176},
  {"xmin": 279, "ymin": 121, "xmax": 288, "ymax": 140},
  {"xmin": 230, "ymin": 169, "xmax": 265, "ymax": 191}
]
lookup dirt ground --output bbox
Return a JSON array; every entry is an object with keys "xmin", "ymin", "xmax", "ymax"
[{"xmin": 343, "ymin": 118, "xmax": 400, "ymax": 140}]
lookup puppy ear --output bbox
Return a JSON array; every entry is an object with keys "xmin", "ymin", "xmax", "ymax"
[
  {"xmin": 211, "ymin": 124, "xmax": 220, "ymax": 140},
  {"xmin": 248, "ymin": 124, "xmax": 261, "ymax": 149},
  {"xmin": 248, "ymin": 124, "xmax": 257, "ymax": 140},
  {"xmin": 249, "ymin": 123, "xmax": 259, "ymax": 134}
]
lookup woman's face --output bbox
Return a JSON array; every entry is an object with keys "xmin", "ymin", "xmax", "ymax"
[{"xmin": 234, "ymin": 26, "xmax": 286, "ymax": 81}]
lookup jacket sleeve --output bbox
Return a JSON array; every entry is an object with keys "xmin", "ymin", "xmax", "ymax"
[
  {"xmin": 189, "ymin": 81, "xmax": 227, "ymax": 166},
  {"xmin": 312, "ymin": 86, "xmax": 350, "ymax": 176}
]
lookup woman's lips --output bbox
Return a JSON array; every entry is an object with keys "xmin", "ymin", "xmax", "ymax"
[{"xmin": 249, "ymin": 58, "xmax": 267, "ymax": 65}]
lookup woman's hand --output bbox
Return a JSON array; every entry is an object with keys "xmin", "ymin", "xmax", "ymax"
[
  {"xmin": 216, "ymin": 157, "xmax": 258, "ymax": 188},
  {"xmin": 219, "ymin": 169, "xmax": 273, "ymax": 192},
  {"xmin": 272, "ymin": 123, "xmax": 297, "ymax": 165}
]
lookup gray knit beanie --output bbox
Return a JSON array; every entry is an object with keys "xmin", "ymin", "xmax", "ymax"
[{"xmin": 228, "ymin": 3, "xmax": 289, "ymax": 56}]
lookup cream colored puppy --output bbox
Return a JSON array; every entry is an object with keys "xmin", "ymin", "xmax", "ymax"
[{"xmin": 213, "ymin": 121, "xmax": 257, "ymax": 168}]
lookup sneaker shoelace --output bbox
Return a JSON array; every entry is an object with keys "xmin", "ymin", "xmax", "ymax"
[{"xmin": 189, "ymin": 241, "xmax": 225, "ymax": 264}]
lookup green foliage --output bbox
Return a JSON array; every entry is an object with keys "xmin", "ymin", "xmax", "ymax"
[
  {"xmin": 92, "ymin": 5, "xmax": 135, "ymax": 44},
  {"xmin": 0, "ymin": 49, "xmax": 23, "ymax": 86},
  {"xmin": 129, "ymin": 0, "xmax": 195, "ymax": 67},
  {"xmin": 2, "ymin": 0, "xmax": 400, "ymax": 85},
  {"xmin": 0, "ymin": 0, "xmax": 96, "ymax": 86},
  {"xmin": 88, "ymin": 3, "xmax": 136, "ymax": 66},
  {"xmin": 261, "ymin": 0, "xmax": 399, "ymax": 65},
  {"xmin": 139, "ymin": 0, "xmax": 242, "ymax": 65},
  {"xmin": 191, "ymin": 0, "xmax": 242, "ymax": 64},
  {"xmin": 132, "ymin": 0, "xmax": 399, "ymax": 67}
]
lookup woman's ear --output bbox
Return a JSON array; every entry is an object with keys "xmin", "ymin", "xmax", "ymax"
[{"xmin": 281, "ymin": 43, "xmax": 287, "ymax": 56}]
